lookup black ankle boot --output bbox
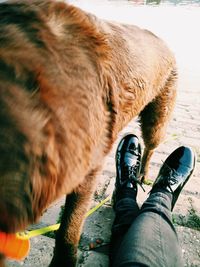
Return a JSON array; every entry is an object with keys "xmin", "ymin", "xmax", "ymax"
[
  {"xmin": 151, "ymin": 146, "xmax": 195, "ymax": 210},
  {"xmin": 112, "ymin": 134, "xmax": 142, "ymax": 207}
]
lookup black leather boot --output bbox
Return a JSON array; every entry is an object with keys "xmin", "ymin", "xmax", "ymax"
[
  {"xmin": 151, "ymin": 146, "xmax": 195, "ymax": 210},
  {"xmin": 112, "ymin": 134, "xmax": 142, "ymax": 207}
]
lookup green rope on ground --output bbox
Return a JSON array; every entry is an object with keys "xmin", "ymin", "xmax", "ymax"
[{"xmin": 16, "ymin": 195, "xmax": 111, "ymax": 240}]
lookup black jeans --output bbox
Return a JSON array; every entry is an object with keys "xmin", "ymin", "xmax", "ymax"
[{"xmin": 110, "ymin": 191, "xmax": 183, "ymax": 267}]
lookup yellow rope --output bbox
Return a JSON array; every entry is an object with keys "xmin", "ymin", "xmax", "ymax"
[{"xmin": 17, "ymin": 195, "xmax": 111, "ymax": 240}]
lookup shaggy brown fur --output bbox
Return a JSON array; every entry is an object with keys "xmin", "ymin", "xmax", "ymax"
[{"xmin": 0, "ymin": 0, "xmax": 177, "ymax": 266}]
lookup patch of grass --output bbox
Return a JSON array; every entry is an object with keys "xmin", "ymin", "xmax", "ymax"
[
  {"xmin": 184, "ymin": 198, "xmax": 200, "ymax": 230},
  {"xmin": 173, "ymin": 198, "xmax": 200, "ymax": 231},
  {"xmin": 43, "ymin": 229, "xmax": 56, "ymax": 239},
  {"xmin": 185, "ymin": 208, "xmax": 200, "ymax": 230}
]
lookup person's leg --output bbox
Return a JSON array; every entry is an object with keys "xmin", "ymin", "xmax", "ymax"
[
  {"xmin": 111, "ymin": 146, "xmax": 195, "ymax": 267},
  {"xmin": 110, "ymin": 134, "xmax": 142, "ymax": 264},
  {"xmin": 112, "ymin": 191, "xmax": 182, "ymax": 267},
  {"xmin": 110, "ymin": 194, "xmax": 140, "ymax": 265}
]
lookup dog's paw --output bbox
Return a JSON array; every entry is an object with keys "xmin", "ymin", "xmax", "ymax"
[
  {"xmin": 49, "ymin": 250, "xmax": 77, "ymax": 267},
  {"xmin": 49, "ymin": 257, "xmax": 77, "ymax": 267}
]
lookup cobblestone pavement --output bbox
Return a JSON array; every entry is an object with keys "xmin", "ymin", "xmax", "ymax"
[{"xmin": 7, "ymin": 2, "xmax": 200, "ymax": 267}]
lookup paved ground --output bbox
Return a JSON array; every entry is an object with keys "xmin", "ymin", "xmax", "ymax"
[{"xmin": 7, "ymin": 2, "xmax": 200, "ymax": 267}]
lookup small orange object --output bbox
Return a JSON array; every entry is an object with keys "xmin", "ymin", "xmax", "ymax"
[{"xmin": 0, "ymin": 232, "xmax": 30, "ymax": 260}]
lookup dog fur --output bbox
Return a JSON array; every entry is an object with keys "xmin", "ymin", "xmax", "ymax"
[{"xmin": 0, "ymin": 0, "xmax": 177, "ymax": 266}]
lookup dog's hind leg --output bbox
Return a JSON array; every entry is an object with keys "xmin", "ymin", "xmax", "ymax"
[
  {"xmin": 49, "ymin": 167, "xmax": 99, "ymax": 267},
  {"xmin": 139, "ymin": 69, "xmax": 178, "ymax": 183}
]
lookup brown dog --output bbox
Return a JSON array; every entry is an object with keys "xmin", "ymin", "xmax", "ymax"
[{"xmin": 0, "ymin": 0, "xmax": 177, "ymax": 266}]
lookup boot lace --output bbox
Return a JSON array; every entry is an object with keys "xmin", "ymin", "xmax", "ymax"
[
  {"xmin": 124, "ymin": 153, "xmax": 145, "ymax": 192},
  {"xmin": 162, "ymin": 162, "xmax": 180, "ymax": 193}
]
